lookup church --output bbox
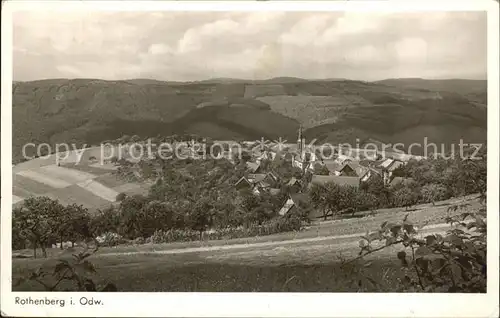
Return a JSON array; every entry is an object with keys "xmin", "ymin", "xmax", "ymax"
[{"xmin": 291, "ymin": 125, "xmax": 319, "ymax": 172}]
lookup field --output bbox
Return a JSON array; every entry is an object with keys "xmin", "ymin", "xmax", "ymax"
[
  {"xmin": 244, "ymin": 84, "xmax": 287, "ymax": 98},
  {"xmin": 93, "ymin": 173, "xmax": 129, "ymax": 188},
  {"xmin": 16, "ymin": 169, "xmax": 71, "ymax": 188},
  {"xmin": 12, "ymin": 195, "xmax": 480, "ymax": 292},
  {"xmin": 77, "ymin": 179, "xmax": 119, "ymax": 202},
  {"xmin": 12, "ymin": 159, "xmax": 143, "ymax": 209},
  {"xmin": 13, "ymin": 174, "xmax": 59, "ymax": 195},
  {"xmin": 63, "ymin": 163, "xmax": 114, "ymax": 175},
  {"xmin": 258, "ymin": 95, "xmax": 370, "ymax": 129},
  {"xmin": 39, "ymin": 165, "xmax": 95, "ymax": 183},
  {"xmin": 112, "ymin": 183, "xmax": 149, "ymax": 196},
  {"xmin": 44, "ymin": 184, "xmax": 113, "ymax": 210}
]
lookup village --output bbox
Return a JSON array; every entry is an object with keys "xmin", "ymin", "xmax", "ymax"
[{"xmin": 97, "ymin": 126, "xmax": 426, "ymax": 224}]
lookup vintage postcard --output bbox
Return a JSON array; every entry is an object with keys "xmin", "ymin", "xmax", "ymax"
[{"xmin": 1, "ymin": 0, "xmax": 499, "ymax": 317}]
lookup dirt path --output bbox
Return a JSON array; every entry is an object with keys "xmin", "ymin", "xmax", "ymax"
[{"xmin": 98, "ymin": 222, "xmax": 456, "ymax": 258}]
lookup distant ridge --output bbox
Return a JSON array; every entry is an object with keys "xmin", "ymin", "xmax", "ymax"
[
  {"xmin": 14, "ymin": 76, "xmax": 485, "ymax": 87},
  {"xmin": 12, "ymin": 76, "xmax": 486, "ymax": 163},
  {"xmin": 375, "ymin": 78, "xmax": 487, "ymax": 94}
]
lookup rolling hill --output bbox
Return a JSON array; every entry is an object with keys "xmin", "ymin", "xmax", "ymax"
[{"xmin": 12, "ymin": 77, "xmax": 487, "ymax": 163}]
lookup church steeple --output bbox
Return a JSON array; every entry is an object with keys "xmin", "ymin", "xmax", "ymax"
[{"xmin": 297, "ymin": 124, "xmax": 303, "ymax": 153}]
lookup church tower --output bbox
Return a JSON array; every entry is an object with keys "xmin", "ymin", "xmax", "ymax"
[{"xmin": 297, "ymin": 124, "xmax": 303, "ymax": 154}]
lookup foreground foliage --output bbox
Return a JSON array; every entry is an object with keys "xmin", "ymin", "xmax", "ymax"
[
  {"xmin": 13, "ymin": 243, "xmax": 117, "ymax": 292},
  {"xmin": 345, "ymin": 197, "xmax": 487, "ymax": 292}
]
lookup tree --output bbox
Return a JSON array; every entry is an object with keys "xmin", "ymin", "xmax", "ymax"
[
  {"xmin": 140, "ymin": 201, "xmax": 174, "ymax": 237},
  {"xmin": 130, "ymin": 135, "xmax": 141, "ymax": 143},
  {"xmin": 188, "ymin": 198, "xmax": 214, "ymax": 240},
  {"xmin": 13, "ymin": 197, "xmax": 65, "ymax": 258},
  {"xmin": 91, "ymin": 206, "xmax": 121, "ymax": 237},
  {"xmin": 421, "ymin": 183, "xmax": 449, "ymax": 205},
  {"xmin": 362, "ymin": 174, "xmax": 391, "ymax": 207},
  {"xmin": 118, "ymin": 135, "xmax": 131, "ymax": 144},
  {"xmin": 240, "ymin": 150, "xmax": 252, "ymax": 162},
  {"xmin": 393, "ymin": 187, "xmax": 419, "ymax": 210},
  {"xmin": 313, "ymin": 163, "xmax": 330, "ymax": 176},
  {"xmin": 65, "ymin": 204, "xmax": 92, "ymax": 247},
  {"xmin": 309, "ymin": 183, "xmax": 330, "ymax": 221},
  {"xmin": 116, "ymin": 192, "xmax": 127, "ymax": 202},
  {"xmin": 118, "ymin": 194, "xmax": 149, "ymax": 239},
  {"xmin": 353, "ymin": 191, "xmax": 378, "ymax": 216}
]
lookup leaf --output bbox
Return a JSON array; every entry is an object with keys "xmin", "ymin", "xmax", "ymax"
[
  {"xmin": 53, "ymin": 261, "xmax": 71, "ymax": 275},
  {"xmin": 385, "ymin": 236, "xmax": 396, "ymax": 246},
  {"xmin": 100, "ymin": 282, "xmax": 118, "ymax": 292},
  {"xmin": 445, "ymin": 234, "xmax": 464, "ymax": 247},
  {"xmin": 83, "ymin": 278, "xmax": 97, "ymax": 291},
  {"xmin": 425, "ymin": 235, "xmax": 437, "ymax": 246},
  {"xmin": 359, "ymin": 239, "xmax": 367, "ymax": 248},
  {"xmin": 457, "ymin": 255, "xmax": 473, "ymax": 271},
  {"xmin": 450, "ymin": 263, "xmax": 462, "ymax": 281},
  {"xmin": 13, "ymin": 277, "xmax": 26, "ymax": 287},
  {"xmin": 368, "ymin": 231, "xmax": 382, "ymax": 242},
  {"xmin": 415, "ymin": 246, "xmax": 433, "ymax": 257},
  {"xmin": 381, "ymin": 221, "xmax": 388, "ymax": 229},
  {"xmin": 466, "ymin": 222, "xmax": 477, "ymax": 230},
  {"xmin": 390, "ymin": 225, "xmax": 402, "ymax": 237},
  {"xmin": 415, "ymin": 257, "xmax": 430, "ymax": 273},
  {"xmin": 81, "ymin": 260, "xmax": 97, "ymax": 273},
  {"xmin": 403, "ymin": 223, "xmax": 415, "ymax": 235}
]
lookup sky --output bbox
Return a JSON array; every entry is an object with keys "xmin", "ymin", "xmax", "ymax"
[{"xmin": 13, "ymin": 11, "xmax": 487, "ymax": 82}]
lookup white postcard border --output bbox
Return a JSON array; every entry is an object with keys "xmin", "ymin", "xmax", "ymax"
[{"xmin": 1, "ymin": 1, "xmax": 499, "ymax": 317}]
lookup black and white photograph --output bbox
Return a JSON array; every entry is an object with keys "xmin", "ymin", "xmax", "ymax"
[{"xmin": 1, "ymin": 1, "xmax": 499, "ymax": 317}]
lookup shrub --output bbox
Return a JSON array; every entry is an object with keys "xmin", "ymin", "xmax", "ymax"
[
  {"xmin": 148, "ymin": 217, "xmax": 304, "ymax": 244},
  {"xmin": 347, "ymin": 201, "xmax": 486, "ymax": 292},
  {"xmin": 13, "ymin": 244, "xmax": 118, "ymax": 292},
  {"xmin": 392, "ymin": 186, "xmax": 420, "ymax": 210},
  {"xmin": 420, "ymin": 183, "xmax": 450, "ymax": 205},
  {"xmin": 96, "ymin": 232, "xmax": 127, "ymax": 247},
  {"xmin": 115, "ymin": 192, "xmax": 127, "ymax": 202}
]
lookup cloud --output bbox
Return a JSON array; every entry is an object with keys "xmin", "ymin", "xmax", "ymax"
[
  {"xmin": 148, "ymin": 43, "xmax": 174, "ymax": 55},
  {"xmin": 12, "ymin": 11, "xmax": 486, "ymax": 81}
]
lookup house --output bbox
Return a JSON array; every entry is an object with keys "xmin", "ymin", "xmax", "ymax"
[
  {"xmin": 337, "ymin": 162, "xmax": 359, "ymax": 177},
  {"xmin": 265, "ymin": 171, "xmax": 280, "ymax": 184},
  {"xmin": 269, "ymin": 188, "xmax": 281, "ymax": 196},
  {"xmin": 322, "ymin": 160, "xmax": 343, "ymax": 175},
  {"xmin": 256, "ymin": 150, "xmax": 276, "ymax": 163},
  {"xmin": 246, "ymin": 161, "xmax": 261, "ymax": 173},
  {"xmin": 286, "ymin": 177, "xmax": 302, "ymax": 192},
  {"xmin": 236, "ymin": 172, "xmax": 278, "ymax": 195},
  {"xmin": 360, "ymin": 167, "xmax": 383, "ymax": 182},
  {"xmin": 248, "ymin": 172, "xmax": 278, "ymax": 186},
  {"xmin": 278, "ymin": 193, "xmax": 325, "ymax": 220},
  {"xmin": 378, "ymin": 158, "xmax": 405, "ymax": 184},
  {"xmin": 343, "ymin": 162, "xmax": 371, "ymax": 179},
  {"xmin": 278, "ymin": 193, "xmax": 310, "ymax": 216},
  {"xmin": 309, "ymin": 175, "xmax": 361, "ymax": 188},
  {"xmin": 235, "ymin": 176, "xmax": 253, "ymax": 190},
  {"xmin": 248, "ymin": 174, "xmax": 271, "ymax": 188}
]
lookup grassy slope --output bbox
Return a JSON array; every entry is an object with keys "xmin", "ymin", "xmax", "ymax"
[{"xmin": 12, "ymin": 195, "xmax": 480, "ymax": 292}]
